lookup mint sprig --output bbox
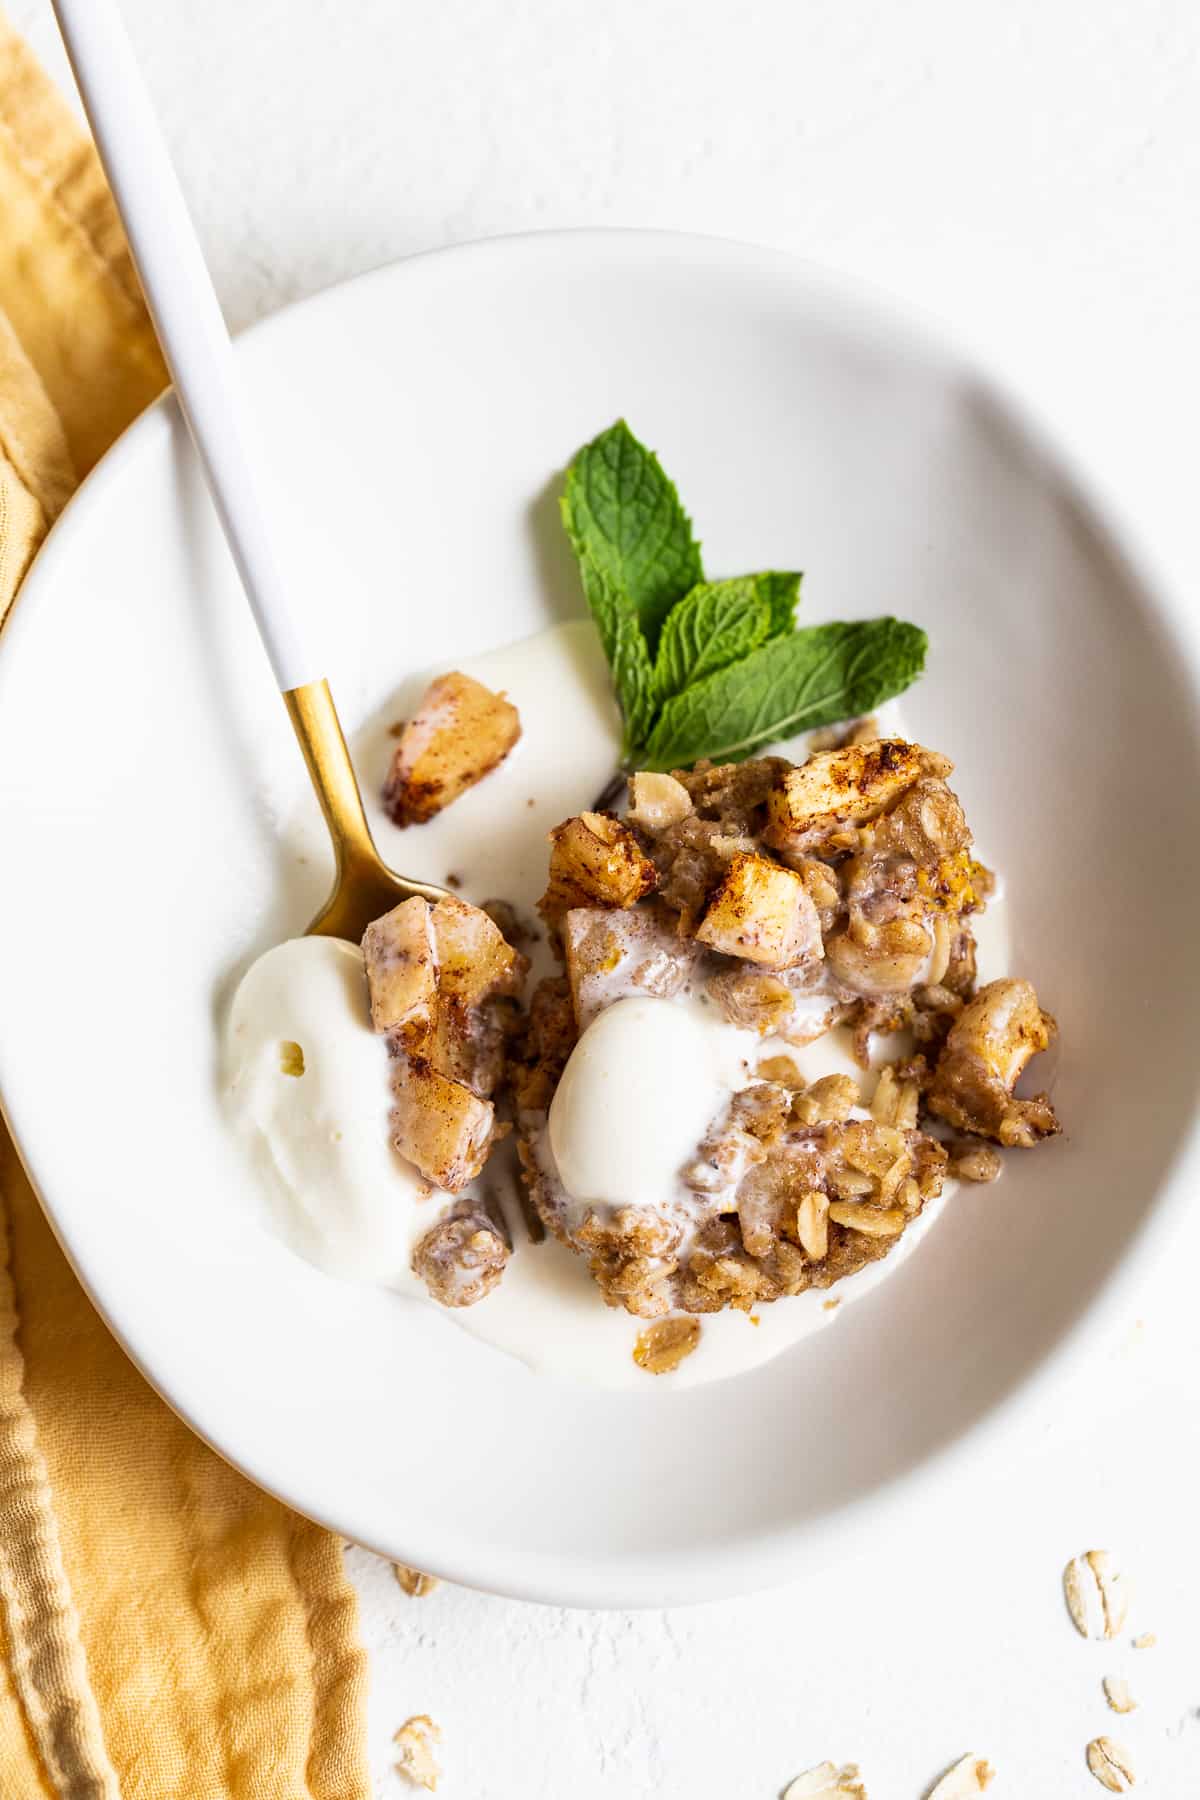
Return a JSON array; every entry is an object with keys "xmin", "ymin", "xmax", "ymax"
[
  {"xmin": 561, "ymin": 421, "xmax": 927, "ymax": 771},
  {"xmin": 653, "ymin": 577, "xmax": 772, "ymax": 702},
  {"xmin": 641, "ymin": 617, "xmax": 928, "ymax": 771},
  {"xmin": 561, "ymin": 419, "xmax": 702, "ymax": 652},
  {"xmin": 757, "ymin": 570, "xmax": 802, "ymax": 638}
]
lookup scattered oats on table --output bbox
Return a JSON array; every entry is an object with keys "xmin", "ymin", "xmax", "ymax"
[
  {"xmin": 782, "ymin": 1762, "xmax": 867, "ymax": 1799},
  {"xmin": 1063, "ymin": 1550, "xmax": 1131, "ymax": 1639},
  {"xmin": 1085, "ymin": 1736, "xmax": 1136, "ymax": 1792},
  {"xmin": 1131, "ymin": 1632, "xmax": 1156, "ymax": 1650},
  {"xmin": 926, "ymin": 1755, "xmax": 995, "ymax": 1797},
  {"xmin": 393, "ymin": 1563, "xmax": 439, "ymax": 1598},
  {"xmin": 394, "ymin": 1714, "xmax": 441, "ymax": 1791},
  {"xmin": 1102, "ymin": 1674, "xmax": 1137, "ymax": 1713}
]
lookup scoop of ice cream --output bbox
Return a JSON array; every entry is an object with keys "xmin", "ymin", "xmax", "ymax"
[
  {"xmin": 225, "ymin": 936, "xmax": 428, "ymax": 1283},
  {"xmin": 547, "ymin": 994, "xmax": 752, "ymax": 1213}
]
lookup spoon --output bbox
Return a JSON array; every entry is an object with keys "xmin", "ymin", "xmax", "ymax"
[{"xmin": 50, "ymin": 0, "xmax": 448, "ymax": 941}]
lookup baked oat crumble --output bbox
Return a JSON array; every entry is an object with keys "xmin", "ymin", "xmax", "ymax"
[
  {"xmin": 353, "ymin": 734, "xmax": 1060, "ymax": 1342},
  {"xmin": 504, "ymin": 738, "xmax": 1060, "ymax": 1328},
  {"xmin": 411, "ymin": 1200, "xmax": 510, "ymax": 1307}
]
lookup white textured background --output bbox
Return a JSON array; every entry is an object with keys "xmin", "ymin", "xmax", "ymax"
[{"xmin": 11, "ymin": 1, "xmax": 1200, "ymax": 1793}]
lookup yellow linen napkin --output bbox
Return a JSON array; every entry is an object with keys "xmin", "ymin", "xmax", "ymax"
[{"xmin": 0, "ymin": 15, "xmax": 369, "ymax": 1796}]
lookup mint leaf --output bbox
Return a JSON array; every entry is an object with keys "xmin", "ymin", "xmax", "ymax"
[
  {"xmin": 561, "ymin": 420, "xmax": 702, "ymax": 651},
  {"xmin": 560, "ymin": 420, "xmax": 927, "ymax": 776},
  {"xmin": 756, "ymin": 570, "xmax": 802, "ymax": 637},
  {"xmin": 574, "ymin": 551, "xmax": 657, "ymax": 754},
  {"xmin": 610, "ymin": 608, "xmax": 658, "ymax": 759},
  {"xmin": 639, "ymin": 618, "xmax": 927, "ymax": 771},
  {"xmin": 654, "ymin": 578, "xmax": 772, "ymax": 703}
]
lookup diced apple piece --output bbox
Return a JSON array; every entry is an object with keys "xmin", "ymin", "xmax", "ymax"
[
  {"xmin": 383, "ymin": 671, "xmax": 521, "ymax": 827},
  {"xmin": 562, "ymin": 905, "xmax": 700, "ymax": 1028},
  {"xmin": 627, "ymin": 771, "xmax": 693, "ymax": 832},
  {"xmin": 390, "ymin": 1056, "xmax": 497, "ymax": 1192},
  {"xmin": 362, "ymin": 896, "xmax": 437, "ymax": 1041},
  {"xmin": 364, "ymin": 892, "xmax": 525, "ymax": 1119},
  {"xmin": 538, "ymin": 811, "xmax": 657, "ymax": 928},
  {"xmin": 426, "ymin": 896, "xmax": 525, "ymax": 1093},
  {"xmin": 765, "ymin": 739, "xmax": 944, "ymax": 858},
  {"xmin": 694, "ymin": 853, "xmax": 822, "ymax": 969},
  {"xmin": 429, "ymin": 896, "xmax": 524, "ymax": 1011}
]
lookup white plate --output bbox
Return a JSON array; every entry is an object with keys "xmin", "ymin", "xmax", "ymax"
[{"xmin": 2, "ymin": 232, "xmax": 1199, "ymax": 1607}]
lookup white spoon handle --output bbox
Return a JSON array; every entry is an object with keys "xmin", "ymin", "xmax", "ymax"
[{"xmin": 51, "ymin": 0, "xmax": 320, "ymax": 692}]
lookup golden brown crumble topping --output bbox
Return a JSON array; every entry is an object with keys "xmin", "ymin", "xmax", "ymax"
[
  {"xmin": 519, "ymin": 1060, "xmax": 947, "ymax": 1317},
  {"xmin": 516, "ymin": 739, "xmax": 1059, "ymax": 1320},
  {"xmin": 928, "ymin": 977, "xmax": 1060, "ymax": 1146},
  {"xmin": 360, "ymin": 733, "xmax": 1058, "ymax": 1328},
  {"xmin": 411, "ymin": 1198, "xmax": 510, "ymax": 1307}
]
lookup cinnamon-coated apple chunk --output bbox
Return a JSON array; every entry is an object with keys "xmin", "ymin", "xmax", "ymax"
[
  {"xmin": 694, "ymin": 852, "xmax": 822, "ymax": 969},
  {"xmin": 383, "ymin": 671, "xmax": 521, "ymax": 826},
  {"xmin": 538, "ymin": 811, "xmax": 657, "ymax": 929},
  {"xmin": 389, "ymin": 1057, "xmax": 498, "ymax": 1193},
  {"xmin": 362, "ymin": 893, "xmax": 525, "ymax": 1191}
]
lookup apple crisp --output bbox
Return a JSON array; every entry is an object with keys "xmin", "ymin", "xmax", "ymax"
[{"xmin": 513, "ymin": 739, "xmax": 1060, "ymax": 1319}]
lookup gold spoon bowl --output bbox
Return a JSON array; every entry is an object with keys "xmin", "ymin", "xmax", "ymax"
[{"xmin": 285, "ymin": 679, "xmax": 449, "ymax": 941}]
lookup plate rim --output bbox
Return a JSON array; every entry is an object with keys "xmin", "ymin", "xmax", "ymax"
[{"xmin": 3, "ymin": 226, "xmax": 1200, "ymax": 1608}]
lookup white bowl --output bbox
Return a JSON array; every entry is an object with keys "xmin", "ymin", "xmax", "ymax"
[{"xmin": 1, "ymin": 232, "xmax": 1198, "ymax": 1607}]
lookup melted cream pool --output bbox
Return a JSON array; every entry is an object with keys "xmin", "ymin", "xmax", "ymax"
[{"xmin": 227, "ymin": 620, "xmax": 1009, "ymax": 1389}]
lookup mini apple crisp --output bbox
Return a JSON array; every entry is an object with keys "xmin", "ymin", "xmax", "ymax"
[{"xmin": 514, "ymin": 739, "xmax": 1059, "ymax": 1321}]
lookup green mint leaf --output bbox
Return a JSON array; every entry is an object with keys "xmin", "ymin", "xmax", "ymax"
[
  {"xmin": 653, "ymin": 577, "xmax": 772, "ymax": 704},
  {"xmin": 610, "ymin": 611, "xmax": 658, "ymax": 759},
  {"xmin": 561, "ymin": 420, "xmax": 702, "ymax": 651},
  {"xmin": 756, "ymin": 570, "xmax": 802, "ymax": 637},
  {"xmin": 639, "ymin": 618, "xmax": 928, "ymax": 771},
  {"xmin": 574, "ymin": 551, "xmax": 658, "ymax": 755}
]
